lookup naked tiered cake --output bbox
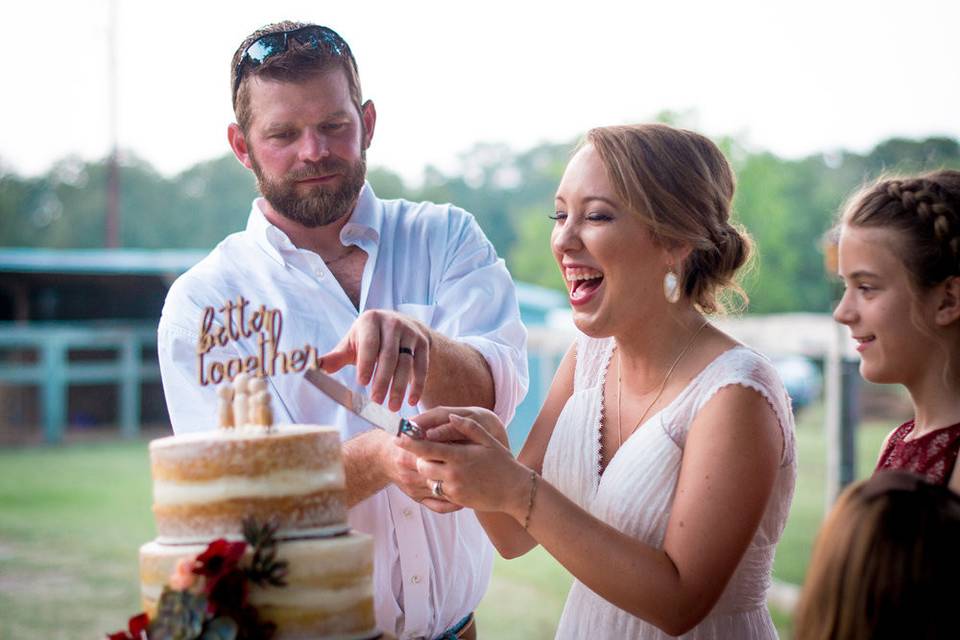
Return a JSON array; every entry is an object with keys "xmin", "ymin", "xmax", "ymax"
[{"xmin": 138, "ymin": 398, "xmax": 378, "ymax": 639}]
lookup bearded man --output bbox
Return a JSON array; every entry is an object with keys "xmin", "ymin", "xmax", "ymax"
[{"xmin": 157, "ymin": 21, "xmax": 528, "ymax": 640}]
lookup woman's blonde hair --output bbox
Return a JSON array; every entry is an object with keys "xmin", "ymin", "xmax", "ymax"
[
  {"xmin": 794, "ymin": 471, "xmax": 960, "ymax": 640},
  {"xmin": 584, "ymin": 124, "xmax": 752, "ymax": 314}
]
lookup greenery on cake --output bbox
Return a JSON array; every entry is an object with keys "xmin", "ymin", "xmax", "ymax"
[{"xmin": 108, "ymin": 518, "xmax": 289, "ymax": 640}]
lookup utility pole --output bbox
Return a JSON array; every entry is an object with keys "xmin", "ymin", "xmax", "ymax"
[{"xmin": 105, "ymin": 0, "xmax": 120, "ymax": 248}]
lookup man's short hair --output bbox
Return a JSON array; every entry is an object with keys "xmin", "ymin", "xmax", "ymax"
[{"xmin": 231, "ymin": 21, "xmax": 363, "ymax": 132}]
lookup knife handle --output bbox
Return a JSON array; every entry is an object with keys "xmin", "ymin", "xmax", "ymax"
[{"xmin": 398, "ymin": 418, "xmax": 424, "ymax": 440}]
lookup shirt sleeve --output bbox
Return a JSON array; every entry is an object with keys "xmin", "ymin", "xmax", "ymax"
[{"xmin": 431, "ymin": 211, "xmax": 529, "ymax": 427}]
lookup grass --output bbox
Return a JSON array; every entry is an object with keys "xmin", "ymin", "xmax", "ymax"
[{"xmin": 0, "ymin": 406, "xmax": 893, "ymax": 639}]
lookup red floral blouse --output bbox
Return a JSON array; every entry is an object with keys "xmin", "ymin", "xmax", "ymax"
[{"xmin": 875, "ymin": 419, "xmax": 960, "ymax": 485}]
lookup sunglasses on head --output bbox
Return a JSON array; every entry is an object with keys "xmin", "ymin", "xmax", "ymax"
[{"xmin": 233, "ymin": 25, "xmax": 353, "ymax": 102}]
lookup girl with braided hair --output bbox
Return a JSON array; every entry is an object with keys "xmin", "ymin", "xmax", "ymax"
[{"xmin": 833, "ymin": 169, "xmax": 960, "ymax": 491}]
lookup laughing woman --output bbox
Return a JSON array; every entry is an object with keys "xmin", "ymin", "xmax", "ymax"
[{"xmin": 399, "ymin": 124, "xmax": 796, "ymax": 638}]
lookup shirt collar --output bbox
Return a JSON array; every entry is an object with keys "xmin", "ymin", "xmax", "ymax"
[
  {"xmin": 245, "ymin": 181, "xmax": 382, "ymax": 265},
  {"xmin": 340, "ymin": 182, "xmax": 382, "ymax": 245}
]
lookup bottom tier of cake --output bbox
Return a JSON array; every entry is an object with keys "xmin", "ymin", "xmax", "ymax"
[{"xmin": 140, "ymin": 532, "xmax": 378, "ymax": 640}]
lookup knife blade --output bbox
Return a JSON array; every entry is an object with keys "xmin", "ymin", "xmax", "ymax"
[{"xmin": 304, "ymin": 368, "xmax": 424, "ymax": 439}]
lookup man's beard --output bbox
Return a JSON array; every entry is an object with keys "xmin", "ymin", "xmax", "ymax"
[{"xmin": 251, "ymin": 150, "xmax": 366, "ymax": 228}]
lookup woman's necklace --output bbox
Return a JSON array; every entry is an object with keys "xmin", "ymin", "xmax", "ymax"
[{"xmin": 617, "ymin": 320, "xmax": 709, "ymax": 450}]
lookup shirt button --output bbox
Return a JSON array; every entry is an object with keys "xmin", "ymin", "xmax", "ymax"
[
  {"xmin": 402, "ymin": 507, "xmax": 413, "ymax": 518},
  {"xmin": 410, "ymin": 574, "xmax": 422, "ymax": 585},
  {"xmin": 315, "ymin": 268, "xmax": 325, "ymax": 278}
]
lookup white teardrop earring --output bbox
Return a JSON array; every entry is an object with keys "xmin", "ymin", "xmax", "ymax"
[{"xmin": 663, "ymin": 269, "xmax": 681, "ymax": 304}]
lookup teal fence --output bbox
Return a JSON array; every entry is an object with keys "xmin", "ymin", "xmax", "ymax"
[{"xmin": 0, "ymin": 322, "xmax": 160, "ymax": 443}]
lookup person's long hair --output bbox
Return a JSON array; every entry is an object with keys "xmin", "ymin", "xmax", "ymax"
[{"xmin": 794, "ymin": 471, "xmax": 960, "ymax": 640}]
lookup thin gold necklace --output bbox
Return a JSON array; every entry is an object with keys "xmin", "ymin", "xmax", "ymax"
[{"xmin": 617, "ymin": 320, "xmax": 709, "ymax": 450}]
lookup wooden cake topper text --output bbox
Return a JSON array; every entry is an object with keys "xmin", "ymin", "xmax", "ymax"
[{"xmin": 196, "ymin": 296, "xmax": 322, "ymax": 386}]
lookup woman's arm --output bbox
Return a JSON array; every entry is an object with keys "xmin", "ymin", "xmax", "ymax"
[{"xmin": 402, "ymin": 383, "xmax": 783, "ymax": 635}]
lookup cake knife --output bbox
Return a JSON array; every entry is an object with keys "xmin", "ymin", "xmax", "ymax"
[{"xmin": 304, "ymin": 368, "xmax": 424, "ymax": 439}]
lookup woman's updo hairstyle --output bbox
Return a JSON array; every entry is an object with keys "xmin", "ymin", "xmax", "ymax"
[
  {"xmin": 585, "ymin": 124, "xmax": 751, "ymax": 314},
  {"xmin": 841, "ymin": 169, "xmax": 960, "ymax": 290}
]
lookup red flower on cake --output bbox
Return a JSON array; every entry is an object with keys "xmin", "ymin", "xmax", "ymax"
[
  {"xmin": 194, "ymin": 539, "xmax": 247, "ymax": 586},
  {"xmin": 109, "ymin": 519, "xmax": 284, "ymax": 639},
  {"xmin": 106, "ymin": 612, "xmax": 149, "ymax": 640}
]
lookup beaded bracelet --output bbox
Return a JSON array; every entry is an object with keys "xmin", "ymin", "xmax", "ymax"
[{"xmin": 523, "ymin": 469, "xmax": 539, "ymax": 530}]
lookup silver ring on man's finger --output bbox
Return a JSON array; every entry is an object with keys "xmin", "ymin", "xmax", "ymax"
[
  {"xmin": 399, "ymin": 346, "xmax": 415, "ymax": 357},
  {"xmin": 431, "ymin": 479, "xmax": 444, "ymax": 498}
]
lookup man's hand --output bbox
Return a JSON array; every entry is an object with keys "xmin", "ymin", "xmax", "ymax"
[{"xmin": 320, "ymin": 310, "xmax": 430, "ymax": 411}]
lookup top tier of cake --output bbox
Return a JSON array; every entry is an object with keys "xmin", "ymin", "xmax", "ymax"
[{"xmin": 150, "ymin": 425, "xmax": 347, "ymax": 544}]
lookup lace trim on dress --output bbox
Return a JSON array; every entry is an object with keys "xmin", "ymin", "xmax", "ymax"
[
  {"xmin": 650, "ymin": 346, "xmax": 795, "ymax": 467},
  {"xmin": 876, "ymin": 419, "xmax": 960, "ymax": 485},
  {"xmin": 573, "ymin": 333, "xmax": 617, "ymax": 486},
  {"xmin": 706, "ymin": 379, "xmax": 796, "ymax": 467},
  {"xmin": 595, "ymin": 339, "xmax": 616, "ymax": 485}
]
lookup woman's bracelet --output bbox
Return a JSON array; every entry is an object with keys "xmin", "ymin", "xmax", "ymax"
[{"xmin": 523, "ymin": 469, "xmax": 538, "ymax": 530}]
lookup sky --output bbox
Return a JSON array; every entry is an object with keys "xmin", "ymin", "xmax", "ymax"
[{"xmin": 3, "ymin": 0, "xmax": 959, "ymax": 185}]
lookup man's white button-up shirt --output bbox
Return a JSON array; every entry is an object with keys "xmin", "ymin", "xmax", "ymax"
[{"xmin": 157, "ymin": 183, "xmax": 529, "ymax": 638}]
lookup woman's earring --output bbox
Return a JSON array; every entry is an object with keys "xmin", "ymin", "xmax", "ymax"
[{"xmin": 664, "ymin": 269, "xmax": 681, "ymax": 304}]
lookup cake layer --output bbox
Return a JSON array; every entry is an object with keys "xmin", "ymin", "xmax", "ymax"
[
  {"xmin": 150, "ymin": 424, "xmax": 342, "ymax": 482},
  {"xmin": 149, "ymin": 424, "xmax": 347, "ymax": 540},
  {"xmin": 140, "ymin": 533, "xmax": 377, "ymax": 640}
]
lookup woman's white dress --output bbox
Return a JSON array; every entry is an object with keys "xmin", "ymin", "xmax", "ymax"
[{"xmin": 541, "ymin": 334, "xmax": 797, "ymax": 639}]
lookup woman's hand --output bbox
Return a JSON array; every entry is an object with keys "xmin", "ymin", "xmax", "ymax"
[
  {"xmin": 396, "ymin": 415, "xmax": 531, "ymax": 518},
  {"xmin": 412, "ymin": 406, "xmax": 510, "ymax": 448}
]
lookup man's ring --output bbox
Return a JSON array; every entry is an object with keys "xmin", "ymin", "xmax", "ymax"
[
  {"xmin": 431, "ymin": 479, "xmax": 444, "ymax": 498},
  {"xmin": 399, "ymin": 346, "xmax": 415, "ymax": 357}
]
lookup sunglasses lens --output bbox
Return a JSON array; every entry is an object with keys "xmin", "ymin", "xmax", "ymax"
[
  {"xmin": 290, "ymin": 26, "xmax": 346, "ymax": 56},
  {"xmin": 245, "ymin": 33, "xmax": 287, "ymax": 66}
]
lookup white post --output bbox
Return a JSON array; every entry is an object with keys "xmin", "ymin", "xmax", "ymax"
[{"xmin": 824, "ymin": 320, "xmax": 845, "ymax": 510}]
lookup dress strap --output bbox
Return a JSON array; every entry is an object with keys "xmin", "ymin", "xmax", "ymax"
[
  {"xmin": 661, "ymin": 347, "xmax": 796, "ymax": 466},
  {"xmin": 573, "ymin": 334, "xmax": 614, "ymax": 392}
]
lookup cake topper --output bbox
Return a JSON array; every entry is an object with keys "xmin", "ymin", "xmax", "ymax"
[
  {"xmin": 196, "ymin": 295, "xmax": 325, "ymax": 387},
  {"xmin": 216, "ymin": 372, "xmax": 275, "ymax": 432}
]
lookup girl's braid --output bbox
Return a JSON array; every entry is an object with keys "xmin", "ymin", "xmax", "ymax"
[{"xmin": 885, "ymin": 177, "xmax": 960, "ymax": 264}]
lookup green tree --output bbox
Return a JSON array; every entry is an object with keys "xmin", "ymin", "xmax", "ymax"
[{"xmin": 3, "ymin": 135, "xmax": 959, "ymax": 317}]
